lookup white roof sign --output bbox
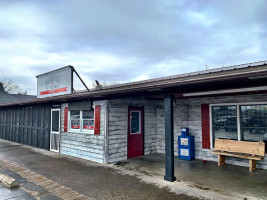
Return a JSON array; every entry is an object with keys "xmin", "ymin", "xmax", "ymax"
[{"xmin": 37, "ymin": 66, "xmax": 73, "ymax": 98}]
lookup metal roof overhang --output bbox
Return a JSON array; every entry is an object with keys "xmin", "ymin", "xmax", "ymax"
[{"xmin": 1, "ymin": 64, "xmax": 267, "ymax": 108}]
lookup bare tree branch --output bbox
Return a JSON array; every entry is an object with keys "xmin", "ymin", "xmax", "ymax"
[{"xmin": 0, "ymin": 78, "xmax": 27, "ymax": 94}]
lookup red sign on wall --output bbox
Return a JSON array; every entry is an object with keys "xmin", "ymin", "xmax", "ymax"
[
  {"xmin": 71, "ymin": 125, "xmax": 80, "ymax": 129},
  {"xmin": 84, "ymin": 126, "xmax": 94, "ymax": 129}
]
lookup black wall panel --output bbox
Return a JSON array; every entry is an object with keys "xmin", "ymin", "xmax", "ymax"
[{"xmin": 0, "ymin": 105, "xmax": 52, "ymax": 150}]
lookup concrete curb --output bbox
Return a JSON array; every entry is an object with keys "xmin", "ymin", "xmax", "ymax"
[{"xmin": 0, "ymin": 173, "xmax": 19, "ymax": 188}]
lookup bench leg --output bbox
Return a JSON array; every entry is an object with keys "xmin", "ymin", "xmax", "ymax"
[
  {"xmin": 249, "ymin": 160, "xmax": 256, "ymax": 172},
  {"xmin": 218, "ymin": 155, "xmax": 225, "ymax": 166}
]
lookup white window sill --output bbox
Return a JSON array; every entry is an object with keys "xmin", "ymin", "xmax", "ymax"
[{"xmin": 67, "ymin": 130, "xmax": 95, "ymax": 135}]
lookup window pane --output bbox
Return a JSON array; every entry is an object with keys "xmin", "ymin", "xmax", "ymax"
[
  {"xmin": 52, "ymin": 111, "xmax": 59, "ymax": 132},
  {"xmin": 51, "ymin": 133, "xmax": 59, "ymax": 151},
  {"xmin": 212, "ymin": 106, "xmax": 238, "ymax": 142},
  {"xmin": 83, "ymin": 110, "xmax": 94, "ymax": 119},
  {"xmin": 131, "ymin": 111, "xmax": 140, "ymax": 134},
  {"xmin": 70, "ymin": 111, "xmax": 80, "ymax": 119},
  {"xmin": 240, "ymin": 105, "xmax": 267, "ymax": 142},
  {"xmin": 83, "ymin": 120, "xmax": 94, "ymax": 130},
  {"xmin": 71, "ymin": 120, "xmax": 80, "ymax": 129}
]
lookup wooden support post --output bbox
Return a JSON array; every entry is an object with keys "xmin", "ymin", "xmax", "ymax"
[
  {"xmin": 249, "ymin": 160, "xmax": 256, "ymax": 172},
  {"xmin": 218, "ymin": 155, "xmax": 225, "ymax": 166},
  {"xmin": 164, "ymin": 94, "xmax": 176, "ymax": 182}
]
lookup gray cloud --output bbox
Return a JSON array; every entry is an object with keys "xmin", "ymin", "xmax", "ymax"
[{"xmin": 0, "ymin": 0, "xmax": 266, "ymax": 94}]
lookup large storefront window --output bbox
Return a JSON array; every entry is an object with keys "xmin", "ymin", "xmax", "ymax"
[
  {"xmin": 212, "ymin": 106, "xmax": 238, "ymax": 142},
  {"xmin": 211, "ymin": 103, "xmax": 267, "ymax": 146},
  {"xmin": 240, "ymin": 105, "xmax": 267, "ymax": 142}
]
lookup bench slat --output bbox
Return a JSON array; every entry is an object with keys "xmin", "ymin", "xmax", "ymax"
[
  {"xmin": 212, "ymin": 150, "xmax": 264, "ymax": 160},
  {"xmin": 214, "ymin": 139, "xmax": 265, "ymax": 156}
]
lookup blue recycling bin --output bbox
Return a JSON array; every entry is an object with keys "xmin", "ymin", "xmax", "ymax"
[{"xmin": 178, "ymin": 127, "xmax": 195, "ymax": 160}]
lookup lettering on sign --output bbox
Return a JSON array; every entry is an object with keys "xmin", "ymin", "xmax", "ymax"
[
  {"xmin": 83, "ymin": 126, "xmax": 94, "ymax": 129},
  {"xmin": 180, "ymin": 149, "xmax": 189, "ymax": 156},
  {"xmin": 181, "ymin": 138, "xmax": 188, "ymax": 146}
]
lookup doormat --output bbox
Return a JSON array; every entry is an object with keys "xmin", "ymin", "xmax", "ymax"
[{"xmin": 114, "ymin": 161, "xmax": 129, "ymax": 166}]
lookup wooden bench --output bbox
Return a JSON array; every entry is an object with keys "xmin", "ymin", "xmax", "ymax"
[{"xmin": 212, "ymin": 139, "xmax": 265, "ymax": 172}]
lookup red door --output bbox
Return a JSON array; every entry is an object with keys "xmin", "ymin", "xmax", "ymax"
[{"xmin": 128, "ymin": 107, "xmax": 144, "ymax": 159}]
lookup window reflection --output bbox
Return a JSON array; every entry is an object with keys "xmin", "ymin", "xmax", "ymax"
[
  {"xmin": 240, "ymin": 105, "xmax": 267, "ymax": 142},
  {"xmin": 131, "ymin": 111, "xmax": 140, "ymax": 134},
  {"xmin": 212, "ymin": 106, "xmax": 238, "ymax": 143}
]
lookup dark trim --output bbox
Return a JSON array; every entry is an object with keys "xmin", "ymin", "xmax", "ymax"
[
  {"xmin": 73, "ymin": 68, "xmax": 89, "ymax": 91},
  {"xmin": 71, "ymin": 67, "xmax": 74, "ymax": 94}
]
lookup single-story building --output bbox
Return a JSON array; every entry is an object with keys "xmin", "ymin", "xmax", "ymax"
[{"xmin": 0, "ymin": 60, "xmax": 267, "ymax": 181}]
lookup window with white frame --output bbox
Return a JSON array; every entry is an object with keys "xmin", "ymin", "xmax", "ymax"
[
  {"xmin": 211, "ymin": 103, "xmax": 267, "ymax": 146},
  {"xmin": 69, "ymin": 110, "xmax": 94, "ymax": 133}
]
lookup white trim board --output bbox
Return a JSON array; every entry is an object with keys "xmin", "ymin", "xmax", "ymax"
[
  {"xmin": 183, "ymin": 86, "xmax": 267, "ymax": 97},
  {"xmin": 50, "ymin": 108, "xmax": 61, "ymax": 153}
]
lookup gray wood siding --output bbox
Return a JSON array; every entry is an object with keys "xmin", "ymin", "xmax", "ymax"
[
  {"xmin": 156, "ymin": 101, "xmax": 189, "ymax": 156},
  {"xmin": 60, "ymin": 101, "xmax": 107, "ymax": 164},
  {"xmin": 108, "ymin": 99, "xmax": 159, "ymax": 163}
]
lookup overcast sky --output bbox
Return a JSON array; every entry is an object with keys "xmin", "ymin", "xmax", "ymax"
[{"xmin": 0, "ymin": 0, "xmax": 266, "ymax": 94}]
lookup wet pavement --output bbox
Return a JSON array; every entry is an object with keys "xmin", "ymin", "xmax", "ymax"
[
  {"xmin": 1, "ymin": 138, "xmax": 266, "ymax": 200},
  {"xmin": 0, "ymin": 162, "xmax": 88, "ymax": 200},
  {"xmin": 0, "ymin": 142, "xmax": 35, "ymax": 199},
  {"xmin": 120, "ymin": 154, "xmax": 267, "ymax": 199},
  {"xmin": 0, "ymin": 139, "xmax": 199, "ymax": 200},
  {"xmin": 0, "ymin": 183, "xmax": 35, "ymax": 200}
]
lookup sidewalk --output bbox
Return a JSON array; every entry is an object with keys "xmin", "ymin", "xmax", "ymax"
[
  {"xmin": 1, "ymin": 139, "xmax": 265, "ymax": 200},
  {"xmin": 119, "ymin": 154, "xmax": 267, "ymax": 199},
  {"xmin": 0, "ymin": 139, "xmax": 199, "ymax": 200},
  {"xmin": 0, "ymin": 159, "xmax": 91, "ymax": 200}
]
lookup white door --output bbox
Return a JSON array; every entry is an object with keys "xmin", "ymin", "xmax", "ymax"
[{"xmin": 50, "ymin": 109, "xmax": 61, "ymax": 152}]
